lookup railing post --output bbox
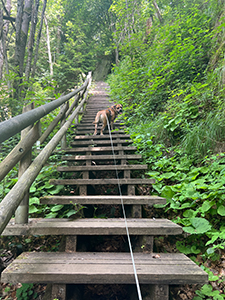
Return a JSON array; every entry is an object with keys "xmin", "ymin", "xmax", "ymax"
[
  {"xmin": 60, "ymin": 102, "xmax": 69, "ymax": 150},
  {"xmin": 15, "ymin": 103, "xmax": 35, "ymax": 224}
]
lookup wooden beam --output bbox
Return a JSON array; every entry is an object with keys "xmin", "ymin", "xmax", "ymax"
[
  {"xmin": 0, "ymin": 122, "xmax": 41, "ymax": 182},
  {"xmin": 57, "ymin": 165, "xmax": 147, "ymax": 172},
  {"xmin": 1, "ymin": 252, "xmax": 208, "ymax": 285},
  {"xmin": 39, "ymin": 195, "xmax": 166, "ymax": 205},
  {"xmin": 49, "ymin": 178, "xmax": 155, "ymax": 185},
  {"xmin": 2, "ymin": 218, "xmax": 182, "ymax": 236}
]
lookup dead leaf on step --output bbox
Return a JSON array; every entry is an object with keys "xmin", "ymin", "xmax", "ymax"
[{"xmin": 152, "ymin": 254, "xmax": 160, "ymax": 259}]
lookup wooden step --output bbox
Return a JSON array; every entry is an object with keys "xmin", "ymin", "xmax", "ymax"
[
  {"xmin": 49, "ymin": 178, "xmax": 155, "ymax": 185},
  {"xmin": 40, "ymin": 195, "xmax": 166, "ymax": 205},
  {"xmin": 87, "ymin": 98, "xmax": 110, "ymax": 102},
  {"xmin": 71, "ymin": 139, "xmax": 132, "ymax": 146},
  {"xmin": 62, "ymin": 154, "xmax": 142, "ymax": 161},
  {"xmin": 75, "ymin": 130, "xmax": 125, "ymax": 135},
  {"xmin": 79, "ymin": 118, "xmax": 123, "ymax": 123},
  {"xmin": 85, "ymin": 104, "xmax": 112, "ymax": 108},
  {"xmin": 75, "ymin": 124, "xmax": 123, "ymax": 129},
  {"xmin": 1, "ymin": 252, "xmax": 208, "ymax": 285},
  {"xmin": 79, "ymin": 121, "xmax": 123, "ymax": 125},
  {"xmin": 73, "ymin": 134, "xmax": 130, "ymax": 140},
  {"xmin": 2, "ymin": 218, "xmax": 181, "ymax": 236},
  {"xmin": 76, "ymin": 124, "xmax": 124, "ymax": 133},
  {"xmin": 57, "ymin": 164, "xmax": 147, "ymax": 172},
  {"xmin": 63, "ymin": 146, "xmax": 137, "ymax": 153}
]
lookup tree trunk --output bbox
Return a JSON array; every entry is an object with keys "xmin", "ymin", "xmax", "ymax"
[
  {"xmin": 153, "ymin": 0, "xmax": 163, "ymax": 23},
  {"xmin": 0, "ymin": 0, "xmax": 11, "ymax": 82},
  {"xmin": 13, "ymin": 0, "xmax": 24, "ymax": 101},
  {"xmin": 44, "ymin": 15, "xmax": 53, "ymax": 76},
  {"xmin": 25, "ymin": 0, "xmax": 39, "ymax": 80},
  {"xmin": 31, "ymin": 0, "xmax": 47, "ymax": 78},
  {"xmin": 13, "ymin": 0, "xmax": 33, "ymax": 101},
  {"xmin": 20, "ymin": 0, "xmax": 33, "ymax": 75},
  {"xmin": 56, "ymin": 14, "xmax": 61, "ymax": 57},
  {"xmin": 0, "ymin": 10, "xmax": 4, "ymax": 79}
]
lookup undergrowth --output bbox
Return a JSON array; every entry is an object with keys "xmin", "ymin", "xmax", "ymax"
[{"xmin": 128, "ymin": 127, "xmax": 225, "ymax": 299}]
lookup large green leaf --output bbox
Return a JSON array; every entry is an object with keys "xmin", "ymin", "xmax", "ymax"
[
  {"xmin": 183, "ymin": 217, "xmax": 212, "ymax": 234},
  {"xmin": 217, "ymin": 205, "xmax": 225, "ymax": 216}
]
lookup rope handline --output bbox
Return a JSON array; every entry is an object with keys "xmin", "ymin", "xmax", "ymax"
[{"xmin": 106, "ymin": 116, "xmax": 143, "ymax": 300}]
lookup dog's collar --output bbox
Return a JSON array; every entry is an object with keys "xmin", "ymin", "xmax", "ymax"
[
  {"xmin": 107, "ymin": 108, "xmax": 112, "ymax": 116},
  {"xmin": 111, "ymin": 106, "xmax": 117, "ymax": 114}
]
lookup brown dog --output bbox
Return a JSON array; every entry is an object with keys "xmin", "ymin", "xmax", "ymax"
[{"xmin": 93, "ymin": 104, "xmax": 123, "ymax": 135}]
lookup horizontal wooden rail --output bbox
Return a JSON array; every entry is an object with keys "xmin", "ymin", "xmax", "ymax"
[
  {"xmin": 0, "ymin": 76, "xmax": 89, "ymax": 143},
  {"xmin": 0, "ymin": 72, "xmax": 92, "ymax": 234}
]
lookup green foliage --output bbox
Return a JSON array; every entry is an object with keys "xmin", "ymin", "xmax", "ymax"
[
  {"xmin": 194, "ymin": 284, "xmax": 225, "ymax": 300},
  {"xmin": 28, "ymin": 154, "xmax": 82, "ymax": 219},
  {"xmin": 108, "ymin": 0, "xmax": 225, "ymax": 158},
  {"xmin": 54, "ymin": 0, "xmax": 113, "ymax": 90},
  {"xmin": 16, "ymin": 283, "xmax": 37, "ymax": 300},
  {"xmin": 130, "ymin": 129, "xmax": 225, "ymax": 260}
]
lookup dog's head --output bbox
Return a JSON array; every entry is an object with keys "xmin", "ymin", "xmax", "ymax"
[{"xmin": 113, "ymin": 104, "xmax": 123, "ymax": 114}]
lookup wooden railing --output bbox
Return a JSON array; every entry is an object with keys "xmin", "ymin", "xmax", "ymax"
[{"xmin": 0, "ymin": 72, "xmax": 92, "ymax": 234}]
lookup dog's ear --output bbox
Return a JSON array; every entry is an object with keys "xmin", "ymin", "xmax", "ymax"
[{"xmin": 113, "ymin": 105, "xmax": 117, "ymax": 109}]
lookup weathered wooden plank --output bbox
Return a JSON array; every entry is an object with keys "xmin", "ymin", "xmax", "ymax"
[
  {"xmin": 40, "ymin": 195, "xmax": 166, "ymax": 205},
  {"xmin": 2, "ymin": 218, "xmax": 182, "ymax": 236},
  {"xmin": 71, "ymin": 140, "xmax": 132, "ymax": 146},
  {"xmin": 1, "ymin": 252, "xmax": 208, "ymax": 285},
  {"xmin": 79, "ymin": 122, "xmax": 122, "ymax": 126},
  {"xmin": 63, "ymin": 146, "xmax": 136, "ymax": 153},
  {"xmin": 76, "ymin": 130, "xmax": 125, "ymax": 134},
  {"xmin": 73, "ymin": 134, "xmax": 130, "ymax": 140},
  {"xmin": 62, "ymin": 154, "xmax": 142, "ymax": 161},
  {"xmin": 75, "ymin": 129, "xmax": 125, "ymax": 134},
  {"xmin": 76, "ymin": 124, "xmax": 123, "ymax": 129},
  {"xmin": 76, "ymin": 125, "xmax": 124, "ymax": 130},
  {"xmin": 57, "ymin": 165, "xmax": 148, "ymax": 172},
  {"xmin": 49, "ymin": 178, "xmax": 155, "ymax": 185}
]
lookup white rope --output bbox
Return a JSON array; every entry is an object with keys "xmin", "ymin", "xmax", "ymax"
[{"xmin": 106, "ymin": 117, "xmax": 143, "ymax": 300}]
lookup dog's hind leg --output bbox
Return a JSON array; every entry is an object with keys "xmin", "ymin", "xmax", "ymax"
[
  {"xmin": 93, "ymin": 122, "xmax": 98, "ymax": 135},
  {"xmin": 93, "ymin": 117, "xmax": 99, "ymax": 135},
  {"xmin": 100, "ymin": 119, "xmax": 107, "ymax": 135}
]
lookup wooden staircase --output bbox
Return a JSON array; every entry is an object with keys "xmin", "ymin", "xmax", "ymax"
[{"xmin": 1, "ymin": 82, "xmax": 207, "ymax": 300}]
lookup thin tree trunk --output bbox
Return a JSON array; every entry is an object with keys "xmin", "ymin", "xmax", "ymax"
[
  {"xmin": 1, "ymin": 0, "xmax": 15, "ymax": 31},
  {"xmin": 56, "ymin": 14, "xmax": 61, "ymax": 57},
  {"xmin": 153, "ymin": 0, "xmax": 163, "ymax": 23},
  {"xmin": 13, "ymin": 0, "xmax": 33, "ymax": 101},
  {"xmin": 19, "ymin": 0, "xmax": 33, "ymax": 76},
  {"xmin": 0, "ymin": 10, "xmax": 4, "ymax": 79},
  {"xmin": 44, "ymin": 15, "xmax": 53, "ymax": 76},
  {"xmin": 146, "ymin": 16, "xmax": 152, "ymax": 36},
  {"xmin": 115, "ymin": 47, "xmax": 119, "ymax": 66},
  {"xmin": 25, "ymin": 0, "xmax": 39, "ymax": 80},
  {"xmin": 0, "ymin": 0, "xmax": 11, "ymax": 88},
  {"xmin": 13, "ymin": 0, "xmax": 24, "ymax": 101},
  {"xmin": 31, "ymin": 0, "xmax": 47, "ymax": 78}
]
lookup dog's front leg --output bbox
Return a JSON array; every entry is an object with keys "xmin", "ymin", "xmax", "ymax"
[{"xmin": 110, "ymin": 119, "xmax": 114, "ymax": 131}]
